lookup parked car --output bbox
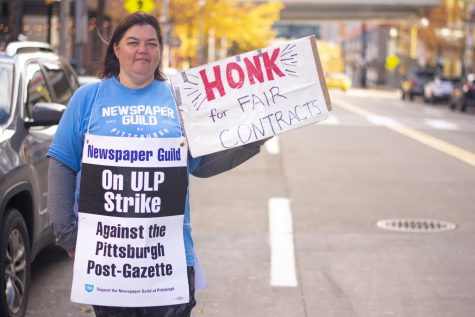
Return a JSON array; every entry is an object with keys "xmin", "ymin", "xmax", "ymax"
[
  {"xmin": 78, "ymin": 75, "xmax": 100, "ymax": 86},
  {"xmin": 423, "ymin": 76, "xmax": 454, "ymax": 103},
  {"xmin": 0, "ymin": 41, "xmax": 79, "ymax": 317},
  {"xmin": 325, "ymin": 72, "xmax": 352, "ymax": 91},
  {"xmin": 400, "ymin": 69, "xmax": 435, "ymax": 101},
  {"xmin": 450, "ymin": 73, "xmax": 475, "ymax": 112}
]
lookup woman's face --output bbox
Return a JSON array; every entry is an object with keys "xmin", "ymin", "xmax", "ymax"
[{"xmin": 113, "ymin": 24, "xmax": 160, "ymax": 88}]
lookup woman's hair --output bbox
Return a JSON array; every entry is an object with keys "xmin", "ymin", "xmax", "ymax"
[{"xmin": 99, "ymin": 11, "xmax": 166, "ymax": 81}]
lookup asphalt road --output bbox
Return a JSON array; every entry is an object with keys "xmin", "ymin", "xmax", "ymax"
[{"xmin": 26, "ymin": 89, "xmax": 475, "ymax": 317}]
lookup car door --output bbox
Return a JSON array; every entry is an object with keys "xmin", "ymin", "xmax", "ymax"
[{"xmin": 23, "ymin": 61, "xmax": 57, "ymax": 234}]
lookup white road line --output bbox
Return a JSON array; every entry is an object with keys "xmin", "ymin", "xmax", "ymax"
[
  {"xmin": 367, "ymin": 115, "xmax": 399, "ymax": 127},
  {"xmin": 424, "ymin": 119, "xmax": 459, "ymax": 130},
  {"xmin": 265, "ymin": 136, "xmax": 280, "ymax": 154},
  {"xmin": 319, "ymin": 115, "xmax": 340, "ymax": 125},
  {"xmin": 268, "ymin": 197, "xmax": 298, "ymax": 287},
  {"xmin": 334, "ymin": 97, "xmax": 475, "ymax": 167}
]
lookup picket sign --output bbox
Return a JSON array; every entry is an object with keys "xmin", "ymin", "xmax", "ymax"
[{"xmin": 170, "ymin": 36, "xmax": 332, "ymax": 157}]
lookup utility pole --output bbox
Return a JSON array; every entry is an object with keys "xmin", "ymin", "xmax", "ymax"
[
  {"xmin": 7, "ymin": 0, "xmax": 24, "ymax": 43},
  {"xmin": 59, "ymin": 0, "xmax": 71, "ymax": 58},
  {"xmin": 360, "ymin": 22, "xmax": 367, "ymax": 88},
  {"xmin": 160, "ymin": 0, "xmax": 170, "ymax": 67},
  {"xmin": 93, "ymin": 0, "xmax": 105, "ymax": 67},
  {"xmin": 75, "ymin": 0, "xmax": 88, "ymax": 74},
  {"xmin": 197, "ymin": 0, "xmax": 205, "ymax": 65}
]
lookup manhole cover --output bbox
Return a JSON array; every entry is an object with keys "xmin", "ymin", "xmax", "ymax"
[{"xmin": 375, "ymin": 218, "xmax": 457, "ymax": 233}]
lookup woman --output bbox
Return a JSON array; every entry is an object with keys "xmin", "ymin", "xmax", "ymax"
[{"xmin": 47, "ymin": 12, "xmax": 265, "ymax": 317}]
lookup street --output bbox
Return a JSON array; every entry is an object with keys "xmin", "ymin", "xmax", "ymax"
[{"xmin": 26, "ymin": 88, "xmax": 475, "ymax": 317}]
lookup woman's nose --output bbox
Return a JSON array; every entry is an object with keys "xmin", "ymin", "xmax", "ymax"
[{"xmin": 137, "ymin": 42, "xmax": 148, "ymax": 53}]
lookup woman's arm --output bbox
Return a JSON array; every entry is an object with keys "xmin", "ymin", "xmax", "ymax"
[
  {"xmin": 47, "ymin": 157, "xmax": 78, "ymax": 256},
  {"xmin": 190, "ymin": 138, "xmax": 268, "ymax": 178}
]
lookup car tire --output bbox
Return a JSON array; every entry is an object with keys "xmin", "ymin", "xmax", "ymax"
[{"xmin": 0, "ymin": 208, "xmax": 31, "ymax": 317}]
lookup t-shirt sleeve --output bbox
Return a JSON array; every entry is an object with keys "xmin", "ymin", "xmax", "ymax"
[
  {"xmin": 188, "ymin": 153, "xmax": 203, "ymax": 174},
  {"xmin": 47, "ymin": 84, "xmax": 97, "ymax": 172}
]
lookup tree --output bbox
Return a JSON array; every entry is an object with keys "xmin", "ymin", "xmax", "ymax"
[
  {"xmin": 169, "ymin": 0, "xmax": 284, "ymax": 67},
  {"xmin": 417, "ymin": 0, "xmax": 467, "ymax": 74}
]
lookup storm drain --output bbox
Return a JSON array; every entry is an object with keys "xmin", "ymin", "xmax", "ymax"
[{"xmin": 375, "ymin": 218, "xmax": 457, "ymax": 233}]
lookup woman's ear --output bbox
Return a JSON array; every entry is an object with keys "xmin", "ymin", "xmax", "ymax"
[{"xmin": 113, "ymin": 43, "xmax": 119, "ymax": 59}]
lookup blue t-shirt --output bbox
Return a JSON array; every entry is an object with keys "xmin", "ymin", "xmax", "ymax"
[{"xmin": 48, "ymin": 77, "xmax": 200, "ymax": 266}]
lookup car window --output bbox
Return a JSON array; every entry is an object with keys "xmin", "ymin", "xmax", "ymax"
[
  {"xmin": 42, "ymin": 61, "xmax": 75, "ymax": 105},
  {"xmin": 418, "ymin": 73, "xmax": 435, "ymax": 80},
  {"xmin": 25, "ymin": 63, "xmax": 52, "ymax": 117},
  {"xmin": 0, "ymin": 63, "xmax": 13, "ymax": 124}
]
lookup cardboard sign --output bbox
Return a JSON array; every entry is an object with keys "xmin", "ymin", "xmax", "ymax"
[{"xmin": 170, "ymin": 36, "xmax": 331, "ymax": 157}]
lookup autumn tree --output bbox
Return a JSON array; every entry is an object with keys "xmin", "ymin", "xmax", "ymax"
[
  {"xmin": 168, "ymin": 0, "xmax": 284, "ymax": 68},
  {"xmin": 417, "ymin": 0, "xmax": 469, "ymax": 75}
]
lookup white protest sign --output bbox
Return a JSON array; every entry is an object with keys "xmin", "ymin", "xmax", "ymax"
[
  {"xmin": 71, "ymin": 135, "xmax": 189, "ymax": 307},
  {"xmin": 170, "ymin": 36, "xmax": 331, "ymax": 157}
]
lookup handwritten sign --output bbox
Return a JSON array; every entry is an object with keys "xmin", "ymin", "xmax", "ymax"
[{"xmin": 170, "ymin": 36, "xmax": 331, "ymax": 157}]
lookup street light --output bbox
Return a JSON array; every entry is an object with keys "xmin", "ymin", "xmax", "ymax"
[
  {"xmin": 436, "ymin": 27, "xmax": 465, "ymax": 42},
  {"xmin": 389, "ymin": 27, "xmax": 398, "ymax": 38},
  {"xmin": 420, "ymin": 17, "xmax": 429, "ymax": 28}
]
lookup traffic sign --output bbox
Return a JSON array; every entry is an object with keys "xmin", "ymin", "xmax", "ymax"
[
  {"xmin": 124, "ymin": 0, "xmax": 156, "ymax": 13},
  {"xmin": 385, "ymin": 54, "xmax": 400, "ymax": 71}
]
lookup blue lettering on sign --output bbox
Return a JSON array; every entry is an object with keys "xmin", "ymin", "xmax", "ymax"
[
  {"xmin": 85, "ymin": 284, "xmax": 94, "ymax": 293},
  {"xmin": 157, "ymin": 147, "xmax": 181, "ymax": 161},
  {"xmin": 87, "ymin": 144, "xmax": 154, "ymax": 163}
]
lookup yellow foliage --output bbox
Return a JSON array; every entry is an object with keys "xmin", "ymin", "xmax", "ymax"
[
  {"xmin": 169, "ymin": 0, "xmax": 284, "ymax": 67},
  {"xmin": 316, "ymin": 40, "xmax": 344, "ymax": 73}
]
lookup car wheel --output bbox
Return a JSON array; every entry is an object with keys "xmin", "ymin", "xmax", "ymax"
[{"xmin": 0, "ymin": 208, "xmax": 31, "ymax": 317}]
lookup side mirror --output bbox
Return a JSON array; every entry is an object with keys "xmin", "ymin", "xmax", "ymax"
[{"xmin": 26, "ymin": 102, "xmax": 66, "ymax": 127}]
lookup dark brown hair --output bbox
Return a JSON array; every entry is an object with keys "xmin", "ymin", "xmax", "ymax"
[{"xmin": 99, "ymin": 12, "xmax": 166, "ymax": 81}]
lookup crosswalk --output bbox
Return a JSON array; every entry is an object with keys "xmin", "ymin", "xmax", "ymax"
[
  {"xmin": 319, "ymin": 94, "xmax": 475, "ymax": 132},
  {"xmin": 331, "ymin": 97, "xmax": 475, "ymax": 167},
  {"xmin": 318, "ymin": 112, "xmax": 474, "ymax": 132}
]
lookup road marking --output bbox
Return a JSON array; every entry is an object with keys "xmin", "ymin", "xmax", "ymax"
[
  {"xmin": 333, "ymin": 97, "xmax": 475, "ymax": 168},
  {"xmin": 265, "ymin": 136, "xmax": 280, "ymax": 154},
  {"xmin": 268, "ymin": 197, "xmax": 297, "ymax": 287},
  {"xmin": 367, "ymin": 115, "xmax": 399, "ymax": 126},
  {"xmin": 424, "ymin": 119, "xmax": 459, "ymax": 130}
]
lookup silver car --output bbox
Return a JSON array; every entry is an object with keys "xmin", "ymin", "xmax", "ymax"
[{"xmin": 0, "ymin": 41, "xmax": 79, "ymax": 317}]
